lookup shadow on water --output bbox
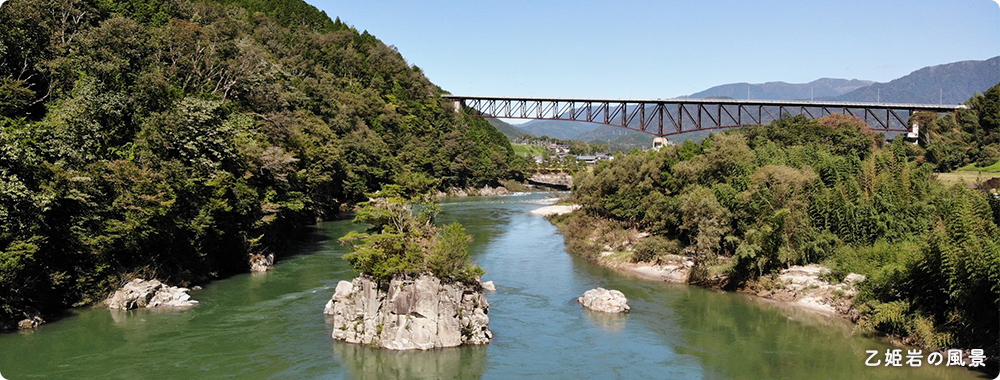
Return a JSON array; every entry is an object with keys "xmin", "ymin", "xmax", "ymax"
[{"xmin": 333, "ymin": 341, "xmax": 487, "ymax": 380}]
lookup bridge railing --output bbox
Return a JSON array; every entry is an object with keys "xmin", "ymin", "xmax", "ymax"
[{"xmin": 443, "ymin": 95, "xmax": 964, "ymax": 137}]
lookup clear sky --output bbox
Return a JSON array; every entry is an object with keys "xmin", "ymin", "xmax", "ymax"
[{"xmin": 309, "ymin": 0, "xmax": 1000, "ymax": 99}]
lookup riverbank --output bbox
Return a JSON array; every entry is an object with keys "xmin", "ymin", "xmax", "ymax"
[
  {"xmin": 542, "ymin": 204, "xmax": 997, "ymax": 375},
  {"xmin": 6, "ymin": 191, "xmax": 979, "ymax": 379},
  {"xmin": 587, "ymin": 241, "xmax": 860, "ymax": 319}
]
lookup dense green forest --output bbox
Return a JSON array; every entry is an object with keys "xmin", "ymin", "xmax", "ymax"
[
  {"xmin": 0, "ymin": 0, "xmax": 517, "ymax": 328},
  {"xmin": 560, "ymin": 85, "xmax": 1000, "ymax": 354}
]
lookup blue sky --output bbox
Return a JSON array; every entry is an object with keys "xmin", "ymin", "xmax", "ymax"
[{"xmin": 310, "ymin": 1, "xmax": 1000, "ymax": 99}]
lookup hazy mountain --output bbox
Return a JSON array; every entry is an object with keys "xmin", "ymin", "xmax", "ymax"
[
  {"xmin": 688, "ymin": 78, "xmax": 874, "ymax": 101},
  {"xmin": 486, "ymin": 118, "xmax": 530, "ymax": 141},
  {"xmin": 828, "ymin": 56, "xmax": 1000, "ymax": 104},
  {"xmin": 515, "ymin": 119, "xmax": 602, "ymax": 140},
  {"xmin": 575, "ymin": 124, "xmax": 645, "ymax": 142}
]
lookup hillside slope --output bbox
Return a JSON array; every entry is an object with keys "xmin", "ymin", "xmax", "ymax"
[
  {"xmin": 0, "ymin": 0, "xmax": 516, "ymax": 328},
  {"xmin": 487, "ymin": 118, "xmax": 530, "ymax": 141},
  {"xmin": 830, "ymin": 57, "xmax": 1000, "ymax": 104}
]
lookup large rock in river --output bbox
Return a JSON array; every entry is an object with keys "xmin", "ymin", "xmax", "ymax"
[
  {"xmin": 105, "ymin": 278, "xmax": 199, "ymax": 310},
  {"xmin": 324, "ymin": 274, "xmax": 491, "ymax": 350},
  {"xmin": 578, "ymin": 287, "xmax": 630, "ymax": 313}
]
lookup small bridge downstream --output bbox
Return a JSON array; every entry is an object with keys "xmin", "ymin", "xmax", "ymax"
[{"xmin": 444, "ymin": 95, "xmax": 964, "ymax": 137}]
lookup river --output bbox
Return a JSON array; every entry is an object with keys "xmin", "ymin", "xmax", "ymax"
[{"xmin": 0, "ymin": 193, "xmax": 985, "ymax": 379}]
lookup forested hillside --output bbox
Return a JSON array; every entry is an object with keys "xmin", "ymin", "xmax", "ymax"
[
  {"xmin": 0, "ymin": 0, "xmax": 516, "ymax": 328},
  {"xmin": 563, "ymin": 85, "xmax": 1000, "ymax": 356}
]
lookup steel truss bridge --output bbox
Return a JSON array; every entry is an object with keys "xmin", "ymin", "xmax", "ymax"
[{"xmin": 443, "ymin": 95, "xmax": 964, "ymax": 137}]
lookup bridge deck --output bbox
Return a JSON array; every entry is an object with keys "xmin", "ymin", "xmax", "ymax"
[{"xmin": 444, "ymin": 95, "xmax": 963, "ymax": 137}]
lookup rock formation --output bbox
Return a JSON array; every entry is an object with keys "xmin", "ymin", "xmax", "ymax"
[
  {"xmin": 17, "ymin": 315, "xmax": 44, "ymax": 330},
  {"xmin": 755, "ymin": 264, "xmax": 864, "ymax": 316},
  {"xmin": 481, "ymin": 281, "xmax": 496, "ymax": 292},
  {"xmin": 250, "ymin": 253, "xmax": 275, "ymax": 272},
  {"xmin": 324, "ymin": 274, "xmax": 491, "ymax": 350},
  {"xmin": 105, "ymin": 278, "xmax": 199, "ymax": 310},
  {"xmin": 578, "ymin": 287, "xmax": 630, "ymax": 313},
  {"xmin": 436, "ymin": 186, "xmax": 512, "ymax": 198}
]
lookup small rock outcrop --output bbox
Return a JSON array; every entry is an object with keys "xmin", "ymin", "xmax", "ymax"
[
  {"xmin": 481, "ymin": 281, "xmax": 496, "ymax": 292},
  {"xmin": 18, "ymin": 315, "xmax": 44, "ymax": 330},
  {"xmin": 475, "ymin": 186, "xmax": 511, "ymax": 196},
  {"xmin": 436, "ymin": 186, "xmax": 511, "ymax": 198},
  {"xmin": 324, "ymin": 275, "xmax": 491, "ymax": 350},
  {"xmin": 578, "ymin": 287, "xmax": 630, "ymax": 313},
  {"xmin": 105, "ymin": 279, "xmax": 199, "ymax": 310},
  {"xmin": 250, "ymin": 253, "xmax": 275, "ymax": 272},
  {"xmin": 528, "ymin": 173, "xmax": 573, "ymax": 189},
  {"xmin": 755, "ymin": 264, "xmax": 864, "ymax": 316}
]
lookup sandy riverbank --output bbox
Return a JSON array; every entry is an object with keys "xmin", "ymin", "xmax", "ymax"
[{"xmin": 530, "ymin": 204, "xmax": 580, "ymax": 216}]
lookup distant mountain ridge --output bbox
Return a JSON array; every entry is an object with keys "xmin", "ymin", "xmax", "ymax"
[
  {"xmin": 515, "ymin": 119, "xmax": 601, "ymax": 140},
  {"xmin": 827, "ymin": 57, "xmax": 1000, "ymax": 104},
  {"xmin": 688, "ymin": 78, "xmax": 874, "ymax": 101}
]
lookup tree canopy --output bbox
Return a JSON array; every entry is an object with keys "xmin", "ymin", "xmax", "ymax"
[
  {"xmin": 568, "ymin": 88, "xmax": 1000, "ymax": 354},
  {"xmin": 0, "ymin": 0, "xmax": 514, "ymax": 327},
  {"xmin": 339, "ymin": 185, "xmax": 483, "ymax": 284}
]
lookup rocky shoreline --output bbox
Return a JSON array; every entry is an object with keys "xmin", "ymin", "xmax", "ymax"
[
  {"xmin": 105, "ymin": 278, "xmax": 200, "ymax": 311},
  {"xmin": 542, "ymin": 204, "xmax": 1000, "ymax": 374},
  {"xmin": 538, "ymin": 204, "xmax": 862, "ymax": 320}
]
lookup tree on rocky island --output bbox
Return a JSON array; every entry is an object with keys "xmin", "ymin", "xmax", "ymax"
[{"xmin": 339, "ymin": 185, "xmax": 484, "ymax": 284}]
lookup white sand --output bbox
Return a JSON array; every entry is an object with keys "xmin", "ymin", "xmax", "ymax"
[{"xmin": 530, "ymin": 204, "xmax": 580, "ymax": 216}]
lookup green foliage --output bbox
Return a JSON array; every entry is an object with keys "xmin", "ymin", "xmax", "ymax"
[
  {"xmin": 570, "ymin": 107, "xmax": 1000, "ymax": 352},
  {"xmin": 924, "ymin": 83, "xmax": 1000, "ymax": 170},
  {"xmin": 340, "ymin": 188, "xmax": 483, "ymax": 283},
  {"xmin": 0, "ymin": 0, "xmax": 515, "ymax": 328},
  {"xmin": 631, "ymin": 236, "xmax": 681, "ymax": 263},
  {"xmin": 428, "ymin": 223, "xmax": 484, "ymax": 283}
]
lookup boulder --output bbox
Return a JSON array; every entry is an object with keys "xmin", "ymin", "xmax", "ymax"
[
  {"xmin": 250, "ymin": 253, "xmax": 275, "ymax": 272},
  {"xmin": 106, "ymin": 279, "xmax": 199, "ymax": 310},
  {"xmin": 477, "ymin": 186, "xmax": 511, "ymax": 196},
  {"xmin": 481, "ymin": 281, "xmax": 496, "ymax": 292},
  {"xmin": 578, "ymin": 287, "xmax": 630, "ymax": 313},
  {"xmin": 17, "ymin": 316, "xmax": 44, "ymax": 330},
  {"xmin": 324, "ymin": 274, "xmax": 491, "ymax": 350}
]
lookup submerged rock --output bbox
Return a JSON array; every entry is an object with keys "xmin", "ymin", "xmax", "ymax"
[
  {"xmin": 105, "ymin": 279, "xmax": 199, "ymax": 310},
  {"xmin": 578, "ymin": 287, "xmax": 630, "ymax": 313},
  {"xmin": 324, "ymin": 274, "xmax": 491, "ymax": 350}
]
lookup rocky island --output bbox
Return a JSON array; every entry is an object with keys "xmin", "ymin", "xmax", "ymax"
[
  {"xmin": 325, "ymin": 186, "xmax": 491, "ymax": 350},
  {"xmin": 324, "ymin": 275, "xmax": 490, "ymax": 350}
]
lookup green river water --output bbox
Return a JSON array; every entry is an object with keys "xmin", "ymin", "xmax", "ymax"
[{"xmin": 0, "ymin": 193, "xmax": 988, "ymax": 379}]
